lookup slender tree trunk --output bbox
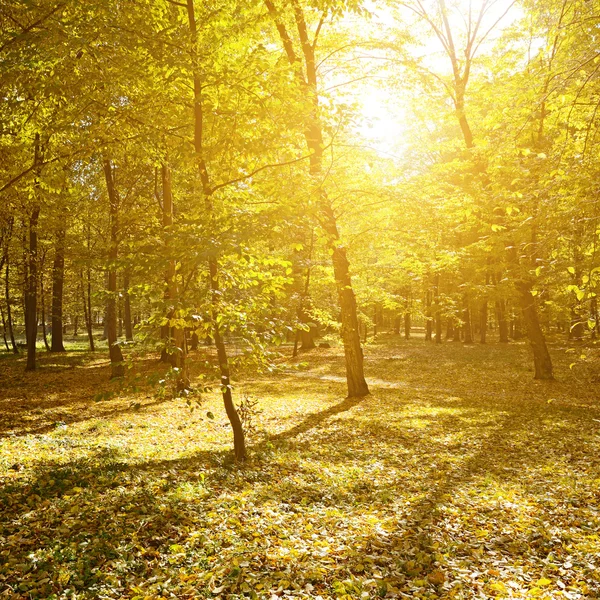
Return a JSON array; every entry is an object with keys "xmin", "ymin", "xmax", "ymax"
[
  {"xmin": 40, "ymin": 271, "xmax": 50, "ymax": 351},
  {"xmin": 434, "ymin": 273, "xmax": 442, "ymax": 343},
  {"xmin": 298, "ymin": 229, "xmax": 316, "ymax": 351},
  {"xmin": 162, "ymin": 163, "xmax": 188, "ymax": 387},
  {"xmin": 102, "ymin": 158, "xmax": 125, "ymax": 378},
  {"xmin": 373, "ymin": 305, "xmax": 378, "ymax": 337},
  {"xmin": 50, "ymin": 225, "xmax": 66, "ymax": 351},
  {"xmin": 123, "ymin": 268, "xmax": 133, "ymax": 341},
  {"xmin": 462, "ymin": 294, "xmax": 473, "ymax": 343},
  {"xmin": 5, "ymin": 263, "xmax": 18, "ymax": 353},
  {"xmin": 81, "ymin": 272, "xmax": 95, "ymax": 351},
  {"xmin": 591, "ymin": 296, "xmax": 598, "ymax": 340},
  {"xmin": 1, "ymin": 304, "xmax": 9, "ymax": 351},
  {"xmin": 25, "ymin": 134, "xmax": 42, "ymax": 371},
  {"xmin": 425, "ymin": 287, "xmax": 432, "ymax": 341},
  {"xmin": 118, "ymin": 299, "xmax": 123, "ymax": 338},
  {"xmin": 517, "ymin": 281, "xmax": 553, "ymax": 379},
  {"xmin": 404, "ymin": 311, "xmax": 411, "ymax": 340},
  {"xmin": 187, "ymin": 0, "xmax": 245, "ymax": 459}
]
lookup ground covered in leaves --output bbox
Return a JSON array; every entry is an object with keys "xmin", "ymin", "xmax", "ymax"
[{"xmin": 1, "ymin": 336, "xmax": 599, "ymax": 599}]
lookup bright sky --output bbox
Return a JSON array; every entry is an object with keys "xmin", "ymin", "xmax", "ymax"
[{"xmin": 347, "ymin": 0, "xmax": 522, "ymax": 157}]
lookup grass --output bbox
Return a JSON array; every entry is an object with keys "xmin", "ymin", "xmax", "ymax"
[{"xmin": 0, "ymin": 335, "xmax": 599, "ymax": 599}]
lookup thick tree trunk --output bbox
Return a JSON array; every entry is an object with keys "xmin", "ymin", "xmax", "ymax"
[
  {"xmin": 265, "ymin": 0, "xmax": 367, "ymax": 398},
  {"xmin": 5, "ymin": 263, "xmax": 18, "ymax": 353},
  {"xmin": 404, "ymin": 312, "xmax": 411, "ymax": 340},
  {"xmin": 517, "ymin": 281, "xmax": 553, "ymax": 380},
  {"xmin": 453, "ymin": 317, "xmax": 461, "ymax": 342},
  {"xmin": 102, "ymin": 159, "xmax": 125, "ymax": 378},
  {"xmin": 321, "ymin": 204, "xmax": 369, "ymax": 397},
  {"xmin": 50, "ymin": 226, "xmax": 66, "ymax": 351}
]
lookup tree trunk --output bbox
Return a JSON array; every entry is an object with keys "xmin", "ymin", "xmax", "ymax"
[
  {"xmin": 50, "ymin": 225, "xmax": 66, "ymax": 351},
  {"xmin": 434, "ymin": 273, "xmax": 442, "ymax": 343},
  {"xmin": 118, "ymin": 298, "xmax": 123, "ymax": 338},
  {"xmin": 162, "ymin": 163, "xmax": 188, "ymax": 387},
  {"xmin": 81, "ymin": 267, "xmax": 95, "ymax": 352},
  {"xmin": 40, "ymin": 271, "xmax": 50, "ymax": 351},
  {"xmin": 187, "ymin": 0, "xmax": 245, "ymax": 459},
  {"xmin": 102, "ymin": 158, "xmax": 125, "ymax": 378},
  {"xmin": 123, "ymin": 268, "xmax": 133, "ymax": 341},
  {"xmin": 591, "ymin": 296, "xmax": 598, "ymax": 339},
  {"xmin": 404, "ymin": 312, "xmax": 411, "ymax": 340},
  {"xmin": 322, "ymin": 204, "xmax": 369, "ymax": 397},
  {"xmin": 25, "ymin": 134, "xmax": 42, "ymax": 371},
  {"xmin": 479, "ymin": 300, "xmax": 488, "ymax": 344},
  {"xmin": 265, "ymin": 0, "xmax": 368, "ymax": 398},
  {"xmin": 462, "ymin": 294, "xmax": 473, "ymax": 343},
  {"xmin": 5, "ymin": 263, "xmax": 18, "ymax": 353},
  {"xmin": 425, "ymin": 288, "xmax": 432, "ymax": 341},
  {"xmin": 496, "ymin": 299, "xmax": 509, "ymax": 343},
  {"xmin": 1, "ymin": 304, "xmax": 9, "ymax": 351},
  {"xmin": 517, "ymin": 281, "xmax": 553, "ymax": 379},
  {"xmin": 445, "ymin": 317, "xmax": 454, "ymax": 340}
]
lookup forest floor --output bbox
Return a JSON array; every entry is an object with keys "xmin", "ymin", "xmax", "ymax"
[{"xmin": 1, "ymin": 335, "xmax": 599, "ymax": 600}]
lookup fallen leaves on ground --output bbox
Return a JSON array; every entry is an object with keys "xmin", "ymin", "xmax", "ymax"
[{"xmin": 0, "ymin": 336, "xmax": 599, "ymax": 599}]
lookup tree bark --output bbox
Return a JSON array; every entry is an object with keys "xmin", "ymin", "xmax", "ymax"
[
  {"xmin": 5, "ymin": 263, "xmax": 18, "ymax": 353},
  {"xmin": 462, "ymin": 294, "xmax": 473, "ymax": 343},
  {"xmin": 496, "ymin": 299, "xmax": 509, "ymax": 343},
  {"xmin": 81, "ymin": 272, "xmax": 95, "ymax": 351},
  {"xmin": 517, "ymin": 281, "xmax": 553, "ymax": 379},
  {"xmin": 162, "ymin": 162, "xmax": 188, "ymax": 387},
  {"xmin": 187, "ymin": 0, "xmax": 245, "ymax": 460},
  {"xmin": 425, "ymin": 287, "xmax": 432, "ymax": 341},
  {"xmin": 479, "ymin": 300, "xmax": 488, "ymax": 344},
  {"xmin": 102, "ymin": 158, "xmax": 125, "ymax": 378},
  {"xmin": 404, "ymin": 311, "xmax": 411, "ymax": 340},
  {"xmin": 445, "ymin": 317, "xmax": 454, "ymax": 340},
  {"xmin": 1, "ymin": 304, "xmax": 9, "ymax": 351},
  {"xmin": 40, "ymin": 267, "xmax": 50, "ymax": 351},
  {"xmin": 123, "ymin": 268, "xmax": 133, "ymax": 341},
  {"xmin": 25, "ymin": 134, "xmax": 42, "ymax": 371},
  {"xmin": 434, "ymin": 273, "xmax": 442, "ymax": 343},
  {"xmin": 265, "ymin": 0, "xmax": 368, "ymax": 398},
  {"xmin": 50, "ymin": 225, "xmax": 66, "ymax": 351}
]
